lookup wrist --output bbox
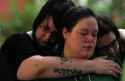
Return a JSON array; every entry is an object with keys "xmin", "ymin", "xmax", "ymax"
[{"xmin": 85, "ymin": 60, "xmax": 96, "ymax": 73}]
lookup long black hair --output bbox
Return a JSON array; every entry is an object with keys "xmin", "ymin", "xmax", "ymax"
[
  {"xmin": 97, "ymin": 16, "xmax": 120, "ymax": 40},
  {"xmin": 62, "ymin": 6, "xmax": 96, "ymax": 31},
  {"xmin": 94, "ymin": 16, "xmax": 122, "ymax": 63},
  {"xmin": 32, "ymin": 0, "xmax": 75, "ymax": 40}
]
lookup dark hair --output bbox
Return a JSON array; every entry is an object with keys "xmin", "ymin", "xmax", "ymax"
[
  {"xmin": 62, "ymin": 6, "xmax": 96, "ymax": 31},
  {"xmin": 94, "ymin": 16, "xmax": 122, "ymax": 63},
  {"xmin": 32, "ymin": 0, "xmax": 75, "ymax": 39},
  {"xmin": 57, "ymin": 6, "xmax": 96, "ymax": 45},
  {"xmin": 96, "ymin": 16, "xmax": 120, "ymax": 40}
]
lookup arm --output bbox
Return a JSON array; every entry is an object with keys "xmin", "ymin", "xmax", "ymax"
[{"xmin": 17, "ymin": 55, "xmax": 121, "ymax": 80}]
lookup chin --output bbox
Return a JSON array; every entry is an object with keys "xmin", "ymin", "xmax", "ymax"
[
  {"xmin": 83, "ymin": 52, "xmax": 93, "ymax": 59},
  {"xmin": 77, "ymin": 54, "xmax": 90, "ymax": 59}
]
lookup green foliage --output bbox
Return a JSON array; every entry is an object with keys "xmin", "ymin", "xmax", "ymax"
[
  {"xmin": 0, "ymin": 0, "xmax": 125, "ymax": 45},
  {"xmin": 10, "ymin": 1, "xmax": 37, "ymax": 32},
  {"xmin": 121, "ymin": 61, "xmax": 125, "ymax": 81},
  {"xmin": 0, "ymin": 0, "xmax": 38, "ymax": 44},
  {"xmin": 0, "ymin": 23, "xmax": 14, "ymax": 45},
  {"xmin": 119, "ymin": 20, "xmax": 125, "ymax": 28}
]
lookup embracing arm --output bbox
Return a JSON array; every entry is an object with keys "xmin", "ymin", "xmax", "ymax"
[
  {"xmin": 17, "ymin": 55, "xmax": 121, "ymax": 80},
  {"xmin": 17, "ymin": 55, "xmax": 92, "ymax": 80}
]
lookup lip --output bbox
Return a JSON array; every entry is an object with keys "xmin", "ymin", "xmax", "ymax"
[
  {"xmin": 83, "ymin": 45, "xmax": 93, "ymax": 48},
  {"xmin": 83, "ymin": 46, "xmax": 93, "ymax": 51}
]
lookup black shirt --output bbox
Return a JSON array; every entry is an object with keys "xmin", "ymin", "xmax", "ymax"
[{"xmin": 1, "ymin": 32, "xmax": 63, "ymax": 81}]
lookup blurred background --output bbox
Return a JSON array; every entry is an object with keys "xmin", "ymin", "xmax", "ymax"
[{"xmin": 0, "ymin": 0, "xmax": 125, "ymax": 45}]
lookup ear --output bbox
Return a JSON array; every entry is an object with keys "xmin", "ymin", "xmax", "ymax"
[{"xmin": 63, "ymin": 27, "xmax": 70, "ymax": 40}]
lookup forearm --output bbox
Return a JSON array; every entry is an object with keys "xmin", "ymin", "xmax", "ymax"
[
  {"xmin": 17, "ymin": 55, "xmax": 121, "ymax": 80},
  {"xmin": 17, "ymin": 55, "xmax": 94, "ymax": 80},
  {"xmin": 38, "ymin": 57, "xmax": 94, "ymax": 77}
]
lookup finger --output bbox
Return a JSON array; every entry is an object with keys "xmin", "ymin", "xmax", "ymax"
[
  {"xmin": 108, "ymin": 64, "xmax": 121, "ymax": 77},
  {"xmin": 104, "ymin": 61, "xmax": 121, "ymax": 76},
  {"xmin": 108, "ymin": 70, "xmax": 118, "ymax": 77},
  {"xmin": 110, "ymin": 62, "xmax": 121, "ymax": 73},
  {"xmin": 112, "ymin": 65, "xmax": 121, "ymax": 74},
  {"xmin": 109, "ymin": 68, "xmax": 121, "ymax": 77}
]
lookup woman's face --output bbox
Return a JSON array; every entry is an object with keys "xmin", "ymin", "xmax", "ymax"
[
  {"xmin": 97, "ymin": 32, "xmax": 120, "ymax": 59},
  {"xmin": 35, "ymin": 17, "xmax": 56, "ymax": 46},
  {"xmin": 64, "ymin": 17, "xmax": 98, "ymax": 59}
]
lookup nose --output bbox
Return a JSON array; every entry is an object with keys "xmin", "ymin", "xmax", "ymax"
[{"xmin": 85, "ymin": 34, "xmax": 95, "ymax": 43}]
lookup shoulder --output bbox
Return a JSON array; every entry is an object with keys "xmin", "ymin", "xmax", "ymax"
[
  {"xmin": 7, "ymin": 32, "xmax": 30, "ymax": 40},
  {"xmin": 1, "ymin": 32, "xmax": 32, "ymax": 49},
  {"xmin": 119, "ymin": 29, "xmax": 125, "ymax": 40},
  {"xmin": 4, "ymin": 32, "xmax": 31, "ymax": 44}
]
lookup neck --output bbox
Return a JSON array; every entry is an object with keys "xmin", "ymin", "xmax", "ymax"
[{"xmin": 63, "ymin": 45, "xmax": 72, "ymax": 59}]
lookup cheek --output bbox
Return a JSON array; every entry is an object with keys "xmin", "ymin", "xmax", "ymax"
[
  {"xmin": 67, "ymin": 35, "xmax": 80, "ymax": 51},
  {"xmin": 92, "ymin": 37, "xmax": 97, "ymax": 46},
  {"xmin": 94, "ymin": 38, "xmax": 97, "ymax": 45},
  {"xmin": 39, "ymin": 32, "xmax": 45, "ymax": 38},
  {"xmin": 38, "ymin": 32, "xmax": 49, "ymax": 41},
  {"xmin": 70, "ymin": 35, "xmax": 82, "ymax": 47},
  {"xmin": 71, "ymin": 37, "xmax": 84, "ymax": 52}
]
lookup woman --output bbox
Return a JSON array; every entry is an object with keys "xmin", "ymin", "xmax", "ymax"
[
  {"xmin": 92, "ymin": 15, "xmax": 122, "ymax": 81},
  {"xmin": 17, "ymin": 7, "xmax": 120, "ymax": 81}
]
